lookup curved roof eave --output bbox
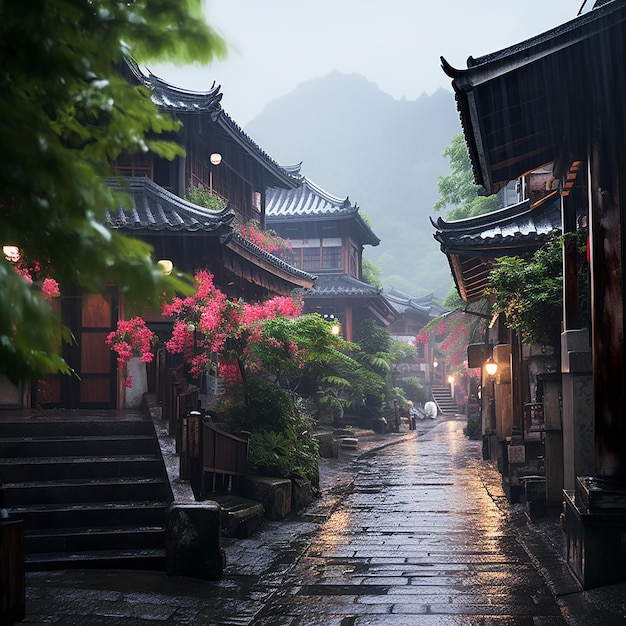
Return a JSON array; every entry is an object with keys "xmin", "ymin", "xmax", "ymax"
[
  {"xmin": 105, "ymin": 176, "xmax": 235, "ymax": 233},
  {"xmin": 266, "ymin": 176, "xmax": 380, "ymax": 246},
  {"xmin": 122, "ymin": 57, "xmax": 299, "ymax": 191},
  {"xmin": 226, "ymin": 232, "xmax": 316, "ymax": 288},
  {"xmin": 440, "ymin": 1, "xmax": 626, "ymax": 194}
]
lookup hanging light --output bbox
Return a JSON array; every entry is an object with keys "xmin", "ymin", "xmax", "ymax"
[
  {"xmin": 485, "ymin": 357, "xmax": 498, "ymax": 377},
  {"xmin": 157, "ymin": 259, "xmax": 173, "ymax": 276},
  {"xmin": 3, "ymin": 245, "xmax": 20, "ymax": 262}
]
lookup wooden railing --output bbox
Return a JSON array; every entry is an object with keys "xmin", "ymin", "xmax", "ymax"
[
  {"xmin": 161, "ymin": 364, "xmax": 250, "ymax": 499},
  {"xmin": 181, "ymin": 411, "xmax": 249, "ymax": 500}
]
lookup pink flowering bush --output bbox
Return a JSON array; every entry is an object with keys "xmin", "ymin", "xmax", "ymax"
[
  {"xmin": 161, "ymin": 270, "xmax": 304, "ymax": 380},
  {"xmin": 106, "ymin": 317, "xmax": 156, "ymax": 388},
  {"xmin": 414, "ymin": 333, "xmax": 429, "ymax": 345},
  {"xmin": 236, "ymin": 221, "xmax": 293, "ymax": 260},
  {"xmin": 6, "ymin": 253, "xmax": 60, "ymax": 301},
  {"xmin": 41, "ymin": 277, "xmax": 60, "ymax": 301}
]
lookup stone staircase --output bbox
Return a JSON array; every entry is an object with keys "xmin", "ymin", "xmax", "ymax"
[
  {"xmin": 0, "ymin": 413, "xmax": 172, "ymax": 571},
  {"xmin": 431, "ymin": 386, "xmax": 458, "ymax": 416}
]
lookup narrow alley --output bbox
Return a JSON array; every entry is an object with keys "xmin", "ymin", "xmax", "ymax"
[
  {"xmin": 22, "ymin": 416, "xmax": 588, "ymax": 625},
  {"xmin": 250, "ymin": 417, "xmax": 564, "ymax": 625}
]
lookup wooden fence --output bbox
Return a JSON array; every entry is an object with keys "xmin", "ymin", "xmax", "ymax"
[{"xmin": 164, "ymin": 366, "xmax": 250, "ymax": 499}]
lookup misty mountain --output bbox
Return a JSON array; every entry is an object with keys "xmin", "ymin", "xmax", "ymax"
[{"xmin": 245, "ymin": 71, "xmax": 462, "ymax": 299}]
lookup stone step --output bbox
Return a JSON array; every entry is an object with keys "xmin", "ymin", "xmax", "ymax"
[
  {"xmin": 0, "ymin": 455, "xmax": 164, "ymax": 483},
  {"xmin": 0, "ymin": 435, "xmax": 158, "ymax": 458},
  {"xmin": 5, "ymin": 476, "xmax": 168, "ymax": 506},
  {"xmin": 9, "ymin": 501, "xmax": 169, "ymax": 530},
  {"xmin": 24, "ymin": 548, "xmax": 166, "ymax": 572},
  {"xmin": 25, "ymin": 525, "xmax": 165, "ymax": 554},
  {"xmin": 212, "ymin": 495, "xmax": 265, "ymax": 539},
  {"xmin": 0, "ymin": 419, "xmax": 154, "ymax": 439}
]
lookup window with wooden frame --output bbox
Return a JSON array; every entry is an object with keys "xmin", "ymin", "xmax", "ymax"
[{"xmin": 290, "ymin": 238, "xmax": 342, "ymax": 271}]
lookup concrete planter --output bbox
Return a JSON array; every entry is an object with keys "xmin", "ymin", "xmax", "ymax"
[{"xmin": 124, "ymin": 356, "xmax": 148, "ymax": 408}]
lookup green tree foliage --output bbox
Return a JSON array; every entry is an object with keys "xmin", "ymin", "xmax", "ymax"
[
  {"xmin": 361, "ymin": 256, "xmax": 383, "ymax": 288},
  {"xmin": 0, "ymin": 1, "xmax": 226, "ymax": 381},
  {"xmin": 488, "ymin": 233, "xmax": 588, "ymax": 349},
  {"xmin": 434, "ymin": 134, "xmax": 501, "ymax": 220}
]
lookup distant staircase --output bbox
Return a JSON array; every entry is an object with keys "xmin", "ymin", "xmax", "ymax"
[
  {"xmin": 431, "ymin": 387, "xmax": 458, "ymax": 416},
  {"xmin": 0, "ymin": 413, "xmax": 172, "ymax": 571}
]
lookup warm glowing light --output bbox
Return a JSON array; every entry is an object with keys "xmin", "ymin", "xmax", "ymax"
[
  {"xmin": 3, "ymin": 245, "xmax": 20, "ymax": 262},
  {"xmin": 322, "ymin": 313, "xmax": 340, "ymax": 336},
  {"xmin": 447, "ymin": 375, "xmax": 454, "ymax": 384},
  {"xmin": 157, "ymin": 259, "xmax": 173, "ymax": 275},
  {"xmin": 485, "ymin": 357, "xmax": 498, "ymax": 376},
  {"xmin": 433, "ymin": 360, "xmax": 438, "ymax": 368},
  {"xmin": 210, "ymin": 153, "xmax": 222, "ymax": 166}
]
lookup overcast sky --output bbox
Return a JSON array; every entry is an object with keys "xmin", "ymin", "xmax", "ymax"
[{"xmin": 154, "ymin": 1, "xmax": 583, "ymax": 126}]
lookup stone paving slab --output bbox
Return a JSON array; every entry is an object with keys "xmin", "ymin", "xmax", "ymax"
[{"xmin": 15, "ymin": 416, "xmax": 626, "ymax": 625}]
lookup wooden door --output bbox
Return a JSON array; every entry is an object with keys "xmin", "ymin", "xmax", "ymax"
[{"xmin": 35, "ymin": 289, "xmax": 117, "ymax": 409}]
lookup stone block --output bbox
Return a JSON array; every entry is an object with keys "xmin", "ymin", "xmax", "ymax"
[
  {"xmin": 291, "ymin": 477, "xmax": 315, "ymax": 512},
  {"xmin": 242, "ymin": 476, "xmax": 292, "ymax": 520},
  {"xmin": 165, "ymin": 502, "xmax": 223, "ymax": 580},
  {"xmin": 314, "ymin": 432, "xmax": 338, "ymax": 459},
  {"xmin": 340, "ymin": 437, "xmax": 358, "ymax": 450},
  {"xmin": 564, "ymin": 488, "xmax": 626, "ymax": 589}
]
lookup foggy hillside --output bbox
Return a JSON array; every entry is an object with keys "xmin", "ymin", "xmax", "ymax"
[{"xmin": 245, "ymin": 71, "xmax": 462, "ymax": 299}]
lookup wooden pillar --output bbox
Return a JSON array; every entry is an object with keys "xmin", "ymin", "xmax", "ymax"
[
  {"xmin": 562, "ymin": 191, "xmax": 581, "ymax": 331},
  {"xmin": 588, "ymin": 118, "xmax": 626, "ymax": 480},
  {"xmin": 510, "ymin": 330, "xmax": 524, "ymax": 434},
  {"xmin": 343, "ymin": 306, "xmax": 353, "ymax": 343}
]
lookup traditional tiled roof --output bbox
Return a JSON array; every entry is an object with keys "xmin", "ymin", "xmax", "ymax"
[
  {"xmin": 302, "ymin": 272, "xmax": 397, "ymax": 325},
  {"xmin": 105, "ymin": 176, "xmax": 234, "ymax": 233},
  {"xmin": 123, "ymin": 57, "xmax": 299, "ymax": 190},
  {"xmin": 266, "ymin": 175, "xmax": 379, "ymax": 246},
  {"xmin": 228, "ymin": 232, "xmax": 317, "ymax": 284},
  {"xmin": 441, "ymin": 1, "xmax": 624, "ymax": 194},
  {"xmin": 432, "ymin": 192, "xmax": 561, "ymax": 254},
  {"xmin": 105, "ymin": 177, "xmax": 316, "ymax": 287},
  {"xmin": 431, "ymin": 192, "xmax": 562, "ymax": 302},
  {"xmin": 302, "ymin": 272, "xmax": 383, "ymax": 298},
  {"xmin": 386, "ymin": 288, "xmax": 447, "ymax": 318}
]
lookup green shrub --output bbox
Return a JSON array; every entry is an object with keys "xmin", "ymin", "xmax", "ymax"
[
  {"xmin": 396, "ymin": 377, "xmax": 425, "ymax": 404},
  {"xmin": 221, "ymin": 377, "xmax": 319, "ymax": 485},
  {"xmin": 463, "ymin": 411, "xmax": 482, "ymax": 440},
  {"xmin": 185, "ymin": 185, "xmax": 226, "ymax": 211}
]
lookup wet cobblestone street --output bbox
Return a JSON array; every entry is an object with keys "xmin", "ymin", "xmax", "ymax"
[
  {"xmin": 250, "ymin": 417, "xmax": 565, "ymax": 625},
  {"xmin": 22, "ymin": 416, "xmax": 574, "ymax": 625}
]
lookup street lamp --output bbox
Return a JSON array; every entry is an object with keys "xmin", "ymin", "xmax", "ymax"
[
  {"xmin": 323, "ymin": 314, "xmax": 341, "ymax": 336},
  {"xmin": 209, "ymin": 152, "xmax": 222, "ymax": 195},
  {"xmin": 485, "ymin": 357, "xmax": 498, "ymax": 377},
  {"xmin": 447, "ymin": 374, "xmax": 455, "ymax": 398}
]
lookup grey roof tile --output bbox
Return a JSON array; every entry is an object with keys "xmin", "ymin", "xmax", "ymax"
[
  {"xmin": 105, "ymin": 176, "xmax": 234, "ymax": 232},
  {"xmin": 302, "ymin": 272, "xmax": 383, "ymax": 297}
]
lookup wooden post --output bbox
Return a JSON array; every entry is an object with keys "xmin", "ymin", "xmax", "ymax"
[
  {"xmin": 588, "ymin": 116, "xmax": 626, "ymax": 480},
  {"xmin": 0, "ymin": 518, "xmax": 25, "ymax": 625}
]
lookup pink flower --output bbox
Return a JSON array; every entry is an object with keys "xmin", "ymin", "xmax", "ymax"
[
  {"xmin": 41, "ymin": 277, "xmax": 60, "ymax": 301},
  {"xmin": 106, "ymin": 317, "xmax": 156, "ymax": 388}
]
